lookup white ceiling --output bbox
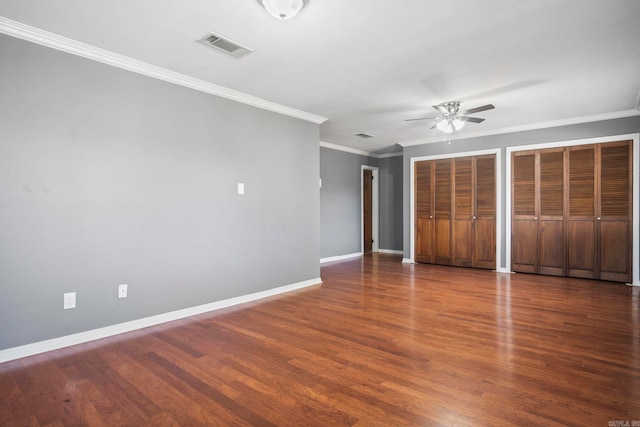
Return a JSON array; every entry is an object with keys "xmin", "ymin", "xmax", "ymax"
[{"xmin": 1, "ymin": 0, "xmax": 639, "ymax": 154}]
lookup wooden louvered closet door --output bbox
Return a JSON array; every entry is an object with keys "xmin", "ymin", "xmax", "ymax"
[
  {"xmin": 512, "ymin": 151, "xmax": 537, "ymax": 273},
  {"xmin": 598, "ymin": 141, "xmax": 632, "ymax": 282},
  {"xmin": 453, "ymin": 157, "xmax": 473, "ymax": 267},
  {"xmin": 567, "ymin": 145, "xmax": 597, "ymax": 279},
  {"xmin": 513, "ymin": 140, "xmax": 632, "ymax": 282},
  {"xmin": 415, "ymin": 161, "xmax": 434, "ymax": 263},
  {"xmin": 434, "ymin": 159, "xmax": 453, "ymax": 265},
  {"xmin": 474, "ymin": 155, "xmax": 497, "ymax": 269},
  {"xmin": 415, "ymin": 154, "xmax": 496, "ymax": 270},
  {"xmin": 538, "ymin": 149, "xmax": 565, "ymax": 276}
]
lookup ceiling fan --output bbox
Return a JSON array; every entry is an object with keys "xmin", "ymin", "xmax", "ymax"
[{"xmin": 405, "ymin": 101, "xmax": 495, "ymax": 133}]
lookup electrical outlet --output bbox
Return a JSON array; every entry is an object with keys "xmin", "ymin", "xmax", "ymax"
[
  {"xmin": 118, "ymin": 284, "xmax": 128, "ymax": 299},
  {"xmin": 63, "ymin": 292, "xmax": 76, "ymax": 309}
]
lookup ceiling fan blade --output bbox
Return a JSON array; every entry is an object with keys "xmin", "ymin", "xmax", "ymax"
[
  {"xmin": 462, "ymin": 104, "xmax": 495, "ymax": 115},
  {"xmin": 405, "ymin": 117, "xmax": 439, "ymax": 122},
  {"xmin": 460, "ymin": 116, "xmax": 485, "ymax": 123},
  {"xmin": 433, "ymin": 104, "xmax": 448, "ymax": 114}
]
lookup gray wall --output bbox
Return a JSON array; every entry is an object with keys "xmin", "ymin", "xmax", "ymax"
[
  {"xmin": 319, "ymin": 147, "xmax": 377, "ymax": 258},
  {"xmin": 403, "ymin": 116, "xmax": 640, "ymax": 269},
  {"xmin": 319, "ymin": 147, "xmax": 403, "ymax": 258},
  {"xmin": 0, "ymin": 34, "xmax": 320, "ymax": 350},
  {"xmin": 379, "ymin": 155, "xmax": 403, "ymax": 251}
]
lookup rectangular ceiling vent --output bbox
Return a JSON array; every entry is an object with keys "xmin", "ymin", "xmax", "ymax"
[
  {"xmin": 355, "ymin": 133, "xmax": 375, "ymax": 139},
  {"xmin": 198, "ymin": 33, "xmax": 252, "ymax": 58}
]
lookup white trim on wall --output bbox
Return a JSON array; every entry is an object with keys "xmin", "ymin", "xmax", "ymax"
[
  {"xmin": 0, "ymin": 277, "xmax": 322, "ymax": 363},
  {"xmin": 505, "ymin": 133, "xmax": 639, "ymax": 286},
  {"xmin": 409, "ymin": 149, "xmax": 503, "ymax": 271},
  {"xmin": 362, "ymin": 165, "xmax": 380, "ymax": 253},
  {"xmin": 0, "ymin": 17, "xmax": 327, "ymax": 125},
  {"xmin": 378, "ymin": 249, "xmax": 403, "ymax": 255},
  {"xmin": 320, "ymin": 252, "xmax": 363, "ymax": 264}
]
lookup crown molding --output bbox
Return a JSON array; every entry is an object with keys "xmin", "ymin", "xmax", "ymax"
[
  {"xmin": 398, "ymin": 109, "xmax": 640, "ymax": 148},
  {"xmin": 0, "ymin": 17, "xmax": 327, "ymax": 125},
  {"xmin": 320, "ymin": 141, "xmax": 402, "ymax": 159}
]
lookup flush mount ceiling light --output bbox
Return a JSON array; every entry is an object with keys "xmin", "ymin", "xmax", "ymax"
[{"xmin": 257, "ymin": 0, "xmax": 309, "ymax": 20}]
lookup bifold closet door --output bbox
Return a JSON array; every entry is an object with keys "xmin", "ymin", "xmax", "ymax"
[
  {"xmin": 538, "ymin": 149, "xmax": 565, "ymax": 276},
  {"xmin": 415, "ymin": 161, "xmax": 434, "ymax": 263},
  {"xmin": 453, "ymin": 155, "xmax": 496, "ymax": 269},
  {"xmin": 416, "ymin": 155, "xmax": 496, "ymax": 269},
  {"xmin": 452, "ymin": 157, "xmax": 473, "ymax": 267},
  {"xmin": 514, "ymin": 140, "xmax": 632, "ymax": 282},
  {"xmin": 512, "ymin": 151, "xmax": 537, "ymax": 273},
  {"xmin": 473, "ymin": 155, "xmax": 496, "ymax": 269},
  {"xmin": 434, "ymin": 159, "xmax": 453, "ymax": 265},
  {"xmin": 567, "ymin": 145, "xmax": 597, "ymax": 279},
  {"xmin": 598, "ymin": 141, "xmax": 632, "ymax": 282}
]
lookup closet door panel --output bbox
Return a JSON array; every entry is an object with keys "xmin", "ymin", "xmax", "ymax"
[
  {"xmin": 474, "ymin": 155, "xmax": 496, "ymax": 269},
  {"xmin": 512, "ymin": 152, "xmax": 537, "ymax": 273},
  {"xmin": 599, "ymin": 141, "xmax": 632, "ymax": 282},
  {"xmin": 513, "ymin": 220, "xmax": 537, "ymax": 273},
  {"xmin": 453, "ymin": 157, "xmax": 473, "ymax": 267},
  {"xmin": 538, "ymin": 221, "xmax": 564, "ymax": 276},
  {"xmin": 474, "ymin": 219, "xmax": 496, "ymax": 269},
  {"xmin": 567, "ymin": 146, "xmax": 597, "ymax": 279},
  {"xmin": 434, "ymin": 159, "xmax": 452, "ymax": 265},
  {"xmin": 599, "ymin": 221, "xmax": 630, "ymax": 282},
  {"xmin": 415, "ymin": 161, "xmax": 434, "ymax": 263},
  {"xmin": 567, "ymin": 221, "xmax": 596, "ymax": 278},
  {"xmin": 538, "ymin": 149, "xmax": 565, "ymax": 276}
]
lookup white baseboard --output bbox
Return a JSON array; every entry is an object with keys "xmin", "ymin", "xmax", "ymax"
[
  {"xmin": 378, "ymin": 249, "xmax": 403, "ymax": 255},
  {"xmin": 0, "ymin": 277, "xmax": 321, "ymax": 364},
  {"xmin": 320, "ymin": 252, "xmax": 362, "ymax": 264}
]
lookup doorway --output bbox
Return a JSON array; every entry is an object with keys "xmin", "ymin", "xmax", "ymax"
[{"xmin": 362, "ymin": 166, "xmax": 379, "ymax": 254}]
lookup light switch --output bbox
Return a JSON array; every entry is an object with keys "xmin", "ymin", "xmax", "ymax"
[{"xmin": 237, "ymin": 183, "xmax": 245, "ymax": 195}]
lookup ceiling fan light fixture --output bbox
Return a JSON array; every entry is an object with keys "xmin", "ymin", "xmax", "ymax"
[
  {"xmin": 436, "ymin": 118, "xmax": 464, "ymax": 134},
  {"xmin": 437, "ymin": 120, "xmax": 453, "ymax": 133},
  {"xmin": 257, "ymin": 0, "xmax": 309, "ymax": 20}
]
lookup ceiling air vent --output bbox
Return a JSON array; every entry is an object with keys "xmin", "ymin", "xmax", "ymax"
[
  {"xmin": 198, "ymin": 32, "xmax": 252, "ymax": 58},
  {"xmin": 355, "ymin": 133, "xmax": 374, "ymax": 139}
]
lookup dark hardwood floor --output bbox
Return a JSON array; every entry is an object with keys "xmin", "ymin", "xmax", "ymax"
[{"xmin": 1, "ymin": 254, "xmax": 639, "ymax": 426}]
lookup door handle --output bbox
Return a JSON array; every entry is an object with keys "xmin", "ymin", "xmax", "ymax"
[
  {"xmin": 429, "ymin": 215, "xmax": 433, "ymax": 219},
  {"xmin": 597, "ymin": 217, "xmax": 601, "ymax": 220},
  {"xmin": 473, "ymin": 216, "xmax": 476, "ymax": 220},
  {"xmin": 534, "ymin": 216, "xmax": 538, "ymax": 220}
]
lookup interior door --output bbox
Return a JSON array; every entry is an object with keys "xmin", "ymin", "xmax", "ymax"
[{"xmin": 363, "ymin": 169, "xmax": 373, "ymax": 253}]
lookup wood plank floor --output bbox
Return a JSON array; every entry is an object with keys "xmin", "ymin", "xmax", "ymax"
[{"xmin": 1, "ymin": 254, "xmax": 639, "ymax": 426}]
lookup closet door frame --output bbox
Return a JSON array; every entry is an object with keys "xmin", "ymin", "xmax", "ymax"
[
  {"xmin": 506, "ymin": 133, "xmax": 639, "ymax": 286},
  {"xmin": 409, "ymin": 148, "xmax": 502, "ymax": 270}
]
